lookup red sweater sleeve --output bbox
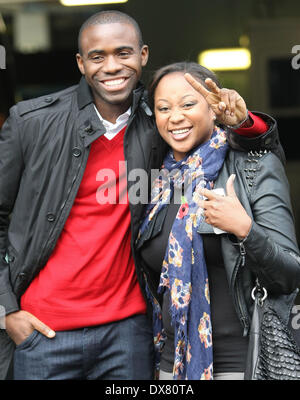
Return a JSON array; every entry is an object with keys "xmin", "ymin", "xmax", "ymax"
[{"xmin": 233, "ymin": 111, "xmax": 268, "ymax": 137}]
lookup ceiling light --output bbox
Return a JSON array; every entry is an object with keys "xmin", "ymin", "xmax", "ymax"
[
  {"xmin": 60, "ymin": 0, "xmax": 128, "ymax": 5},
  {"xmin": 198, "ymin": 48, "xmax": 251, "ymax": 71}
]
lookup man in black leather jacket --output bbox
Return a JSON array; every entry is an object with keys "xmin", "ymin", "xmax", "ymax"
[{"xmin": 0, "ymin": 10, "xmax": 284, "ymax": 380}]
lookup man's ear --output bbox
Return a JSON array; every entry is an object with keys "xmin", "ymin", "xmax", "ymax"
[
  {"xmin": 76, "ymin": 53, "xmax": 85, "ymax": 76},
  {"xmin": 141, "ymin": 45, "xmax": 149, "ymax": 67}
]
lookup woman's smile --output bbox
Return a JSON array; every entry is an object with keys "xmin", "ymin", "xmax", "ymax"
[
  {"xmin": 169, "ymin": 127, "xmax": 193, "ymax": 140},
  {"xmin": 154, "ymin": 72, "xmax": 215, "ymax": 161}
]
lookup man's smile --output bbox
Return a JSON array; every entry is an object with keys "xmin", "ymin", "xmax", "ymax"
[{"xmin": 99, "ymin": 77, "xmax": 130, "ymax": 92}]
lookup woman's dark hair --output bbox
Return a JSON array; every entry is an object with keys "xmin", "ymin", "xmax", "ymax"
[{"xmin": 148, "ymin": 61, "xmax": 221, "ymax": 107}]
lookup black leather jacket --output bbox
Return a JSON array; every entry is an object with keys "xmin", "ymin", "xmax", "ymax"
[
  {"xmin": 136, "ymin": 145, "xmax": 300, "ymax": 337},
  {"xmin": 0, "ymin": 78, "xmax": 155, "ymax": 314},
  {"xmin": 0, "ymin": 75, "xmax": 288, "ymax": 378},
  {"xmin": 0, "ymin": 78, "xmax": 155, "ymax": 379}
]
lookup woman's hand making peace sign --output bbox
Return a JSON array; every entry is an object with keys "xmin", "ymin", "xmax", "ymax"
[{"xmin": 184, "ymin": 73, "xmax": 249, "ymax": 128}]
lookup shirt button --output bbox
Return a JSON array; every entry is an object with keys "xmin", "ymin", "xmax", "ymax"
[
  {"xmin": 8, "ymin": 255, "xmax": 15, "ymax": 263},
  {"xmin": 19, "ymin": 272, "xmax": 27, "ymax": 280},
  {"xmin": 47, "ymin": 213, "xmax": 55, "ymax": 222},
  {"xmin": 72, "ymin": 147, "xmax": 82, "ymax": 157}
]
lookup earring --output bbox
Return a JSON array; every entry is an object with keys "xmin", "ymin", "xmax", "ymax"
[{"xmin": 213, "ymin": 115, "xmax": 216, "ymax": 120}]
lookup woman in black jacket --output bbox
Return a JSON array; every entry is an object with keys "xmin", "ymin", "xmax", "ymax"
[{"xmin": 136, "ymin": 62, "xmax": 300, "ymax": 380}]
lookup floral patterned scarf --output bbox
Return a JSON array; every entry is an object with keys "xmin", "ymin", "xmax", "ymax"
[{"xmin": 139, "ymin": 126, "xmax": 228, "ymax": 380}]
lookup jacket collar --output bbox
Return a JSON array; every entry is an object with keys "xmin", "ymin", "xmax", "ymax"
[
  {"xmin": 77, "ymin": 76, "xmax": 94, "ymax": 109},
  {"xmin": 77, "ymin": 76, "xmax": 145, "ymax": 114}
]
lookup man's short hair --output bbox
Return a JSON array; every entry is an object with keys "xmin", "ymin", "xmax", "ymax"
[{"xmin": 78, "ymin": 10, "xmax": 144, "ymax": 55}]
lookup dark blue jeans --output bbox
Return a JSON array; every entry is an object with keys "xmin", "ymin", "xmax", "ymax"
[{"xmin": 13, "ymin": 314, "xmax": 154, "ymax": 380}]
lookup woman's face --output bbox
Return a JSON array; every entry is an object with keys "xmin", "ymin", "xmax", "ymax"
[{"xmin": 154, "ymin": 72, "xmax": 215, "ymax": 161}]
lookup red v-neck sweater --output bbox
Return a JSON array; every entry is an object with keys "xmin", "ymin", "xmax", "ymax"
[{"xmin": 21, "ymin": 126, "xmax": 147, "ymax": 330}]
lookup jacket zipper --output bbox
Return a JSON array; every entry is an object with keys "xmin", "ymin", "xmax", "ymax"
[
  {"xmin": 231, "ymin": 249, "xmax": 250, "ymax": 336},
  {"xmin": 239, "ymin": 241, "xmax": 246, "ymax": 267}
]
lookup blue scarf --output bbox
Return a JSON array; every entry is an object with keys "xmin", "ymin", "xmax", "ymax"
[{"xmin": 139, "ymin": 126, "xmax": 228, "ymax": 380}]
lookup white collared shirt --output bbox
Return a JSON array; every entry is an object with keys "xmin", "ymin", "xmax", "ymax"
[{"xmin": 94, "ymin": 105, "xmax": 131, "ymax": 140}]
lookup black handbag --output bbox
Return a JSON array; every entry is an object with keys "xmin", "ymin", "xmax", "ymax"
[{"xmin": 245, "ymin": 280, "xmax": 300, "ymax": 380}]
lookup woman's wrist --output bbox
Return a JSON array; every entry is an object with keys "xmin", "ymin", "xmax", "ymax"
[
  {"xmin": 226, "ymin": 110, "xmax": 249, "ymax": 129},
  {"xmin": 235, "ymin": 215, "xmax": 252, "ymax": 240}
]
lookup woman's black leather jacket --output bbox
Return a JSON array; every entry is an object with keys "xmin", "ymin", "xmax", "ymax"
[{"xmin": 137, "ymin": 145, "xmax": 300, "ymax": 337}]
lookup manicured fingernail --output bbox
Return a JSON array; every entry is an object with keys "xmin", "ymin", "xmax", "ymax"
[
  {"xmin": 225, "ymin": 110, "xmax": 230, "ymax": 115},
  {"xmin": 48, "ymin": 330, "xmax": 55, "ymax": 338}
]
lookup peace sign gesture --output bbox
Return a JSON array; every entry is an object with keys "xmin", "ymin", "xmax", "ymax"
[{"xmin": 184, "ymin": 73, "xmax": 248, "ymax": 127}]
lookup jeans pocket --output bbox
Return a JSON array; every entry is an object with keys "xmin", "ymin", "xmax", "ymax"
[{"xmin": 15, "ymin": 330, "xmax": 39, "ymax": 351}]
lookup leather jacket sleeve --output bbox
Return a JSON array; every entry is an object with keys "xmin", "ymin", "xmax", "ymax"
[
  {"xmin": 0, "ymin": 107, "xmax": 24, "ymax": 314},
  {"xmin": 241, "ymin": 151, "xmax": 300, "ymax": 294},
  {"xmin": 226, "ymin": 112, "xmax": 285, "ymax": 164}
]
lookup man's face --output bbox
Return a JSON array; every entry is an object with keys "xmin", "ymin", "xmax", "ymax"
[{"xmin": 76, "ymin": 22, "xmax": 149, "ymax": 107}]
